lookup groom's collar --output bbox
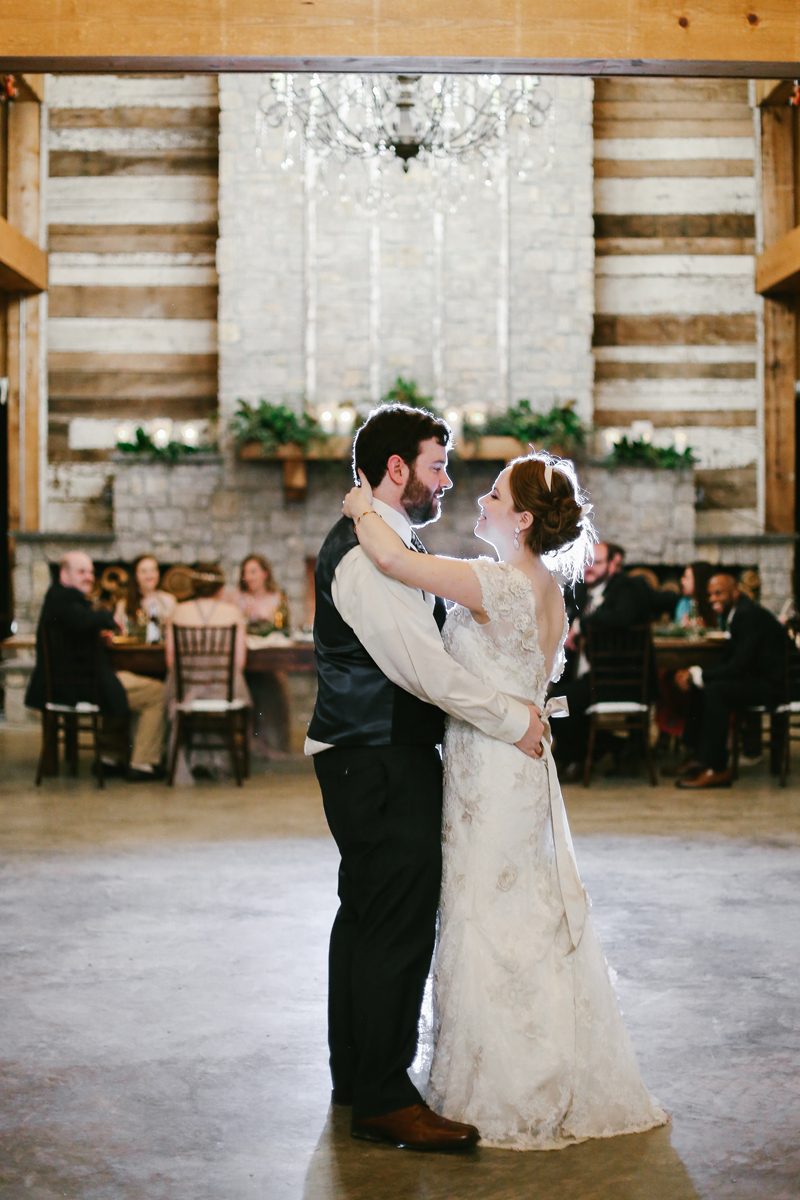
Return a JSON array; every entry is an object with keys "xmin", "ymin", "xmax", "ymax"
[{"xmin": 372, "ymin": 497, "xmax": 413, "ymax": 548}]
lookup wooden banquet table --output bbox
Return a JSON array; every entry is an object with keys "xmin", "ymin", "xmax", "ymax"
[
  {"xmin": 0, "ymin": 635, "xmax": 316, "ymax": 680},
  {"xmin": 105, "ymin": 639, "xmax": 316, "ymax": 679},
  {"xmin": 651, "ymin": 634, "xmax": 729, "ymax": 672},
  {"xmin": 2, "ymin": 634, "xmax": 724, "ymax": 678}
]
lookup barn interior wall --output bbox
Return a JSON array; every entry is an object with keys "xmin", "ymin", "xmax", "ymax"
[
  {"xmin": 43, "ymin": 73, "xmax": 219, "ymax": 533},
  {"xmin": 592, "ymin": 77, "xmax": 760, "ymax": 537},
  {"xmin": 36, "ymin": 72, "xmax": 778, "ymax": 562}
]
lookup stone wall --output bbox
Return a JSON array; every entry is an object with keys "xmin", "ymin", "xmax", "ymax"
[
  {"xmin": 217, "ymin": 74, "xmax": 595, "ymax": 425},
  {"xmin": 16, "ymin": 458, "xmax": 795, "ymax": 640},
  {"xmin": 582, "ymin": 465, "xmax": 695, "ymax": 566},
  {"xmin": 9, "ymin": 458, "xmax": 794, "ymax": 729}
]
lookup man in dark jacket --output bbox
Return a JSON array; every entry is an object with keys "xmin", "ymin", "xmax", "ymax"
[
  {"xmin": 554, "ymin": 543, "xmax": 679, "ymax": 776},
  {"xmin": 26, "ymin": 551, "xmax": 165, "ymax": 778},
  {"xmin": 675, "ymin": 574, "xmax": 786, "ymax": 789}
]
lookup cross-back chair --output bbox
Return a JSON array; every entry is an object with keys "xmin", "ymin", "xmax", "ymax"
[
  {"xmin": 773, "ymin": 632, "xmax": 800, "ymax": 787},
  {"xmin": 34, "ymin": 620, "xmax": 118, "ymax": 787},
  {"xmin": 167, "ymin": 623, "xmax": 250, "ymax": 786},
  {"xmin": 731, "ymin": 630, "xmax": 800, "ymax": 785},
  {"xmin": 582, "ymin": 624, "xmax": 656, "ymax": 788}
]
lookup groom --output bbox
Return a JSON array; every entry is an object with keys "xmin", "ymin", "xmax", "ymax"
[{"xmin": 306, "ymin": 404, "xmax": 545, "ymax": 1150}]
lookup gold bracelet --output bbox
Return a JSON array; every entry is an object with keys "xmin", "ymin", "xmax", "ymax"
[{"xmin": 355, "ymin": 508, "xmax": 382, "ymax": 527}]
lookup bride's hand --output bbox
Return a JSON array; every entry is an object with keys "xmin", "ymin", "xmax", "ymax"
[{"xmin": 342, "ymin": 470, "xmax": 374, "ymax": 521}]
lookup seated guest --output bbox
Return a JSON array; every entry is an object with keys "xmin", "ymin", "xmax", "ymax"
[
  {"xmin": 234, "ymin": 554, "xmax": 289, "ymax": 632},
  {"xmin": 674, "ymin": 573, "xmax": 787, "ymax": 789},
  {"xmin": 165, "ymin": 564, "xmax": 250, "ymax": 781},
  {"xmin": 674, "ymin": 561, "xmax": 716, "ymax": 628},
  {"xmin": 554, "ymin": 542, "xmax": 680, "ymax": 778},
  {"xmin": 235, "ymin": 554, "xmax": 291, "ymax": 757},
  {"xmin": 656, "ymin": 561, "xmax": 717, "ymax": 743},
  {"xmin": 26, "ymin": 550, "xmax": 166, "ymax": 780},
  {"xmin": 115, "ymin": 554, "xmax": 176, "ymax": 641}
]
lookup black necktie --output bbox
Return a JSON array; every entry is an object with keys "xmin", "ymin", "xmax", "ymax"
[{"xmin": 410, "ymin": 530, "xmax": 427, "ymax": 554}]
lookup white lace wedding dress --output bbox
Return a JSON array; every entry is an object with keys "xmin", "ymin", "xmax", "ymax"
[{"xmin": 425, "ymin": 557, "xmax": 667, "ymax": 1150}]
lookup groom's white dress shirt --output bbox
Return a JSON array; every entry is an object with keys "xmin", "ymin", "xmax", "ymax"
[{"xmin": 304, "ymin": 497, "xmax": 530, "ymax": 755}]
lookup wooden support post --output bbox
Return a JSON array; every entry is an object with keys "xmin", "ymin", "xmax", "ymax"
[
  {"xmin": 761, "ymin": 106, "xmax": 797, "ymax": 534},
  {"xmin": 5, "ymin": 92, "xmax": 42, "ymax": 533}
]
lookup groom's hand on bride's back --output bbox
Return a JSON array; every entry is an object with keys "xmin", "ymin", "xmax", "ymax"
[{"xmin": 515, "ymin": 705, "xmax": 545, "ymax": 759}]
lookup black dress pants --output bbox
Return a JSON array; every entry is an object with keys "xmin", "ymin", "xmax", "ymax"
[
  {"xmin": 682, "ymin": 678, "xmax": 774, "ymax": 772},
  {"xmin": 314, "ymin": 743, "xmax": 443, "ymax": 1120},
  {"xmin": 551, "ymin": 675, "xmax": 592, "ymax": 768}
]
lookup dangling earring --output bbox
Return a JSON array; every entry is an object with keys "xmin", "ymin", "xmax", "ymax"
[{"xmin": 514, "ymin": 527, "xmax": 520, "ymax": 550}]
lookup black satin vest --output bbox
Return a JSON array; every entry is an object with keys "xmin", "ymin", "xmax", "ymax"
[{"xmin": 307, "ymin": 516, "xmax": 446, "ymax": 747}]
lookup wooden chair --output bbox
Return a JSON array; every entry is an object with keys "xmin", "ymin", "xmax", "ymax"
[
  {"xmin": 167, "ymin": 624, "xmax": 250, "ymax": 786},
  {"xmin": 34, "ymin": 621, "xmax": 114, "ymax": 787},
  {"xmin": 731, "ymin": 632, "xmax": 800, "ymax": 785},
  {"xmin": 582, "ymin": 624, "xmax": 656, "ymax": 788},
  {"xmin": 773, "ymin": 633, "xmax": 800, "ymax": 787}
]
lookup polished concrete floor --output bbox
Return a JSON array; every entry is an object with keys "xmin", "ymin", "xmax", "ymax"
[{"xmin": 2, "ymin": 727, "xmax": 800, "ymax": 1199}]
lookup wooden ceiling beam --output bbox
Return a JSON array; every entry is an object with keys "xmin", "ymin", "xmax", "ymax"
[
  {"xmin": 0, "ymin": 215, "xmax": 48, "ymax": 294},
  {"xmin": 0, "ymin": 1, "xmax": 800, "ymax": 68}
]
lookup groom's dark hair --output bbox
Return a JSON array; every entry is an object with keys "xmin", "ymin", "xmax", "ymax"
[{"xmin": 352, "ymin": 404, "xmax": 453, "ymax": 488}]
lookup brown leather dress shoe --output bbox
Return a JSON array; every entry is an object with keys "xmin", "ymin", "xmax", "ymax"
[
  {"xmin": 351, "ymin": 1103, "xmax": 480, "ymax": 1151},
  {"xmin": 676, "ymin": 767, "xmax": 732, "ymax": 789}
]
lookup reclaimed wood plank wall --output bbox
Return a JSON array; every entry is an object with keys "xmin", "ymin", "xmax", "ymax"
[
  {"xmin": 593, "ymin": 78, "xmax": 759, "ymax": 534},
  {"xmin": 46, "ymin": 74, "xmax": 219, "ymax": 462}
]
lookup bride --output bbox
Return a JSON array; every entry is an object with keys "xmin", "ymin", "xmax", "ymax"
[{"xmin": 341, "ymin": 451, "xmax": 667, "ymax": 1151}]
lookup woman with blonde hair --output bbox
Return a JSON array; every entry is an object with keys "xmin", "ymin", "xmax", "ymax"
[
  {"xmin": 235, "ymin": 553, "xmax": 291, "ymax": 756},
  {"xmin": 340, "ymin": 451, "xmax": 667, "ymax": 1151}
]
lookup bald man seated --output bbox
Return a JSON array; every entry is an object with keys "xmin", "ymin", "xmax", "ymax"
[
  {"xmin": 25, "ymin": 550, "xmax": 166, "ymax": 780},
  {"xmin": 673, "ymin": 573, "xmax": 786, "ymax": 789}
]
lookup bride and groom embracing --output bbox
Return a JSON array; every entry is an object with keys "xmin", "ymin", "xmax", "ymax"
[{"xmin": 306, "ymin": 404, "xmax": 667, "ymax": 1152}]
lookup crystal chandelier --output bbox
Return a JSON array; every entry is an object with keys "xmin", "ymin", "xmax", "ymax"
[{"xmin": 257, "ymin": 73, "xmax": 553, "ymax": 179}]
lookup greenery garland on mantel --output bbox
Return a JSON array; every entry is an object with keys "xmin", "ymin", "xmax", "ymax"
[
  {"xmin": 115, "ymin": 426, "xmax": 218, "ymax": 463},
  {"xmin": 228, "ymin": 387, "xmax": 697, "ymax": 499},
  {"xmin": 604, "ymin": 436, "xmax": 696, "ymax": 471},
  {"xmin": 229, "ymin": 388, "xmax": 590, "ymax": 465}
]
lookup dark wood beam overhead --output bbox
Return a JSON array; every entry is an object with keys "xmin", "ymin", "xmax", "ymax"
[{"xmin": 1, "ymin": 57, "xmax": 800, "ymax": 77}]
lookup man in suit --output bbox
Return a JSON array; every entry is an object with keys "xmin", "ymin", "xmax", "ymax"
[
  {"xmin": 307, "ymin": 404, "xmax": 545, "ymax": 1151},
  {"xmin": 554, "ymin": 542, "xmax": 679, "ymax": 777},
  {"xmin": 674, "ymin": 573, "xmax": 786, "ymax": 789},
  {"xmin": 26, "ymin": 551, "xmax": 166, "ymax": 779}
]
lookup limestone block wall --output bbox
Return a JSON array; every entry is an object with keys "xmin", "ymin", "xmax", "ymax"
[
  {"xmin": 13, "ymin": 457, "xmax": 697, "ymax": 638},
  {"xmin": 582, "ymin": 465, "xmax": 695, "ymax": 566},
  {"xmin": 10, "ymin": 459, "xmax": 794, "ymax": 729}
]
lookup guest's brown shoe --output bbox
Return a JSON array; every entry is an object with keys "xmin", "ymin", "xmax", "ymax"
[
  {"xmin": 676, "ymin": 768, "xmax": 732, "ymax": 789},
  {"xmin": 351, "ymin": 1103, "xmax": 480, "ymax": 1151}
]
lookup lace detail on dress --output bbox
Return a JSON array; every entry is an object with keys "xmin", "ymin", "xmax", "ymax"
[{"xmin": 426, "ymin": 557, "xmax": 667, "ymax": 1151}]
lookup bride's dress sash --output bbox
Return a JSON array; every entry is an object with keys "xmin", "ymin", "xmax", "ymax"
[{"xmin": 539, "ymin": 696, "xmax": 587, "ymax": 950}]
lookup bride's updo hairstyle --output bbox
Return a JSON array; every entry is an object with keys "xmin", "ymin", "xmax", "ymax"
[{"xmin": 508, "ymin": 451, "xmax": 597, "ymax": 586}]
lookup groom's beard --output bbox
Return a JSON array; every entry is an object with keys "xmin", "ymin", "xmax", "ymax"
[{"xmin": 401, "ymin": 466, "xmax": 443, "ymax": 526}]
